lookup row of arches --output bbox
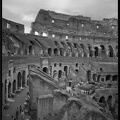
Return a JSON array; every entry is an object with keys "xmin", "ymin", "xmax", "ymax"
[
  {"xmin": 3, "ymin": 71, "xmax": 28, "ymax": 104},
  {"xmin": 47, "ymin": 43, "xmax": 117, "ymax": 58},
  {"xmin": 3, "ymin": 35, "xmax": 117, "ymax": 58},
  {"xmin": 92, "ymin": 74, "xmax": 118, "ymax": 82},
  {"xmin": 95, "ymin": 94, "xmax": 118, "ymax": 119},
  {"xmin": 42, "ymin": 66, "xmax": 69, "ymax": 79}
]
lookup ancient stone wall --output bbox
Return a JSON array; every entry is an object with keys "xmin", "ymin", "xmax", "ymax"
[{"xmin": 2, "ymin": 18, "xmax": 24, "ymax": 34}]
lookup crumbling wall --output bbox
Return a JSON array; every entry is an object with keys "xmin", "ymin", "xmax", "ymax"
[
  {"xmin": 29, "ymin": 74, "xmax": 56, "ymax": 110},
  {"xmin": 2, "ymin": 18, "xmax": 24, "ymax": 34}
]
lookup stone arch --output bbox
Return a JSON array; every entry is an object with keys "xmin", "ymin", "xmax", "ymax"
[
  {"xmin": 99, "ymin": 96, "xmax": 105, "ymax": 103},
  {"xmin": 17, "ymin": 72, "xmax": 22, "ymax": 89},
  {"xmin": 94, "ymin": 47, "xmax": 99, "ymax": 58},
  {"xmin": 100, "ymin": 45, "xmax": 106, "ymax": 57},
  {"xmin": 64, "ymin": 66, "xmax": 68, "ymax": 76},
  {"xmin": 93, "ymin": 74, "xmax": 97, "ymax": 82},
  {"xmin": 112, "ymin": 75, "xmax": 118, "ymax": 82},
  {"xmin": 58, "ymin": 70, "xmax": 62, "ymax": 78},
  {"xmin": 108, "ymin": 45, "xmax": 114, "ymax": 57},
  {"xmin": 13, "ymin": 80, "xmax": 16, "ymax": 93},
  {"xmin": 43, "ymin": 67, "xmax": 49, "ymax": 74},
  {"xmin": 106, "ymin": 75, "xmax": 111, "ymax": 81},
  {"xmin": 8, "ymin": 82, "xmax": 11, "ymax": 98},
  {"xmin": 54, "ymin": 48, "xmax": 59, "ymax": 56},
  {"xmin": 42, "ymin": 32, "xmax": 48, "ymax": 37},
  {"xmin": 53, "ymin": 70, "xmax": 57, "ymax": 78},
  {"xmin": 48, "ymin": 48, "xmax": 52, "ymax": 56},
  {"xmin": 80, "ymin": 44, "xmax": 87, "ymax": 57},
  {"xmin": 29, "ymin": 45, "xmax": 33, "ymax": 55},
  {"xmin": 107, "ymin": 95, "xmax": 113, "ymax": 108},
  {"xmin": 87, "ymin": 70, "xmax": 91, "ymax": 82},
  {"xmin": 35, "ymin": 31, "xmax": 39, "ymax": 35},
  {"xmin": 88, "ymin": 44, "xmax": 93, "ymax": 57},
  {"xmin": 59, "ymin": 48, "xmax": 64, "ymax": 56},
  {"xmin": 22, "ymin": 71, "xmax": 26, "ymax": 87},
  {"xmin": 75, "ymin": 69, "xmax": 79, "ymax": 74}
]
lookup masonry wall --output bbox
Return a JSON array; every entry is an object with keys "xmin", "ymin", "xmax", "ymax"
[
  {"xmin": 29, "ymin": 75, "xmax": 56, "ymax": 110},
  {"xmin": 37, "ymin": 95, "xmax": 53, "ymax": 120},
  {"xmin": 2, "ymin": 18, "xmax": 24, "ymax": 34}
]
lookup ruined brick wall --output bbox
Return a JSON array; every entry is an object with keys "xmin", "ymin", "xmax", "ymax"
[
  {"xmin": 2, "ymin": 18, "xmax": 24, "ymax": 34},
  {"xmin": 29, "ymin": 74, "xmax": 56, "ymax": 110},
  {"xmin": 31, "ymin": 9, "xmax": 118, "ymax": 38},
  {"xmin": 37, "ymin": 94, "xmax": 53, "ymax": 120}
]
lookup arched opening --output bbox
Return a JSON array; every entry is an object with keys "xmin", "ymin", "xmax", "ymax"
[
  {"xmin": 22, "ymin": 71, "xmax": 26, "ymax": 87},
  {"xmin": 53, "ymin": 70, "xmax": 57, "ymax": 78},
  {"xmin": 64, "ymin": 66, "xmax": 68, "ymax": 76},
  {"xmin": 13, "ymin": 80, "xmax": 16, "ymax": 93},
  {"xmin": 97, "ymin": 75, "xmax": 100, "ymax": 82},
  {"xmin": 35, "ymin": 31, "xmax": 39, "ymax": 35},
  {"xmin": 100, "ymin": 45, "xmax": 106, "ymax": 57},
  {"xmin": 42, "ymin": 32, "xmax": 48, "ymax": 37},
  {"xmin": 58, "ymin": 70, "xmax": 62, "ymax": 78},
  {"xmin": 4, "ymin": 79, "xmax": 7, "ymax": 102},
  {"xmin": 80, "ymin": 44, "xmax": 87, "ymax": 57},
  {"xmin": 17, "ymin": 72, "xmax": 21, "ymax": 89},
  {"xmin": 108, "ymin": 45, "xmax": 114, "ymax": 57},
  {"xmin": 29, "ymin": 45, "xmax": 33, "ymax": 55},
  {"xmin": 67, "ymin": 42, "xmax": 72, "ymax": 51},
  {"xmin": 99, "ymin": 96, "xmax": 105, "ymax": 104},
  {"xmin": 60, "ymin": 48, "xmax": 64, "ymax": 56},
  {"xmin": 94, "ymin": 47, "xmax": 99, "ymax": 58},
  {"xmin": 8, "ymin": 82, "xmax": 11, "ymax": 98},
  {"xmin": 75, "ymin": 69, "xmax": 79, "ymax": 74},
  {"xmin": 48, "ymin": 48, "xmax": 52, "ymax": 56},
  {"xmin": 88, "ymin": 45, "xmax": 93, "ymax": 57},
  {"xmin": 112, "ymin": 75, "xmax": 118, "ymax": 81},
  {"xmin": 54, "ymin": 48, "xmax": 59, "ymax": 56},
  {"xmin": 87, "ymin": 70, "xmax": 91, "ymax": 82},
  {"xmin": 43, "ymin": 67, "xmax": 48, "ymax": 74},
  {"xmin": 107, "ymin": 95, "xmax": 112, "ymax": 108},
  {"xmin": 93, "ymin": 74, "xmax": 97, "ymax": 82},
  {"xmin": 106, "ymin": 75, "xmax": 111, "ymax": 81}
]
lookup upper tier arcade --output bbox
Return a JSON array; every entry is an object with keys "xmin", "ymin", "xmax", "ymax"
[{"xmin": 30, "ymin": 9, "xmax": 118, "ymax": 39}]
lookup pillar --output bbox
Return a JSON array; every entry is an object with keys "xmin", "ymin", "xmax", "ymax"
[
  {"xmin": 27, "ymin": 48, "xmax": 29, "ymax": 55},
  {"xmin": 6, "ymin": 81, "xmax": 9, "ymax": 101},
  {"xmin": 2, "ymin": 83, "xmax": 4, "ymax": 105}
]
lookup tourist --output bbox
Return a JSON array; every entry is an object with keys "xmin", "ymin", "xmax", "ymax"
[
  {"xmin": 11, "ymin": 115, "xmax": 14, "ymax": 120},
  {"xmin": 16, "ymin": 107, "xmax": 19, "ymax": 119},
  {"xmin": 21, "ymin": 110, "xmax": 25, "ymax": 120},
  {"xmin": 20, "ymin": 105, "xmax": 22, "ymax": 113}
]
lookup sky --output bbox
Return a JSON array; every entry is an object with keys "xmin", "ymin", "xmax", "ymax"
[{"xmin": 2, "ymin": 0, "xmax": 118, "ymax": 33}]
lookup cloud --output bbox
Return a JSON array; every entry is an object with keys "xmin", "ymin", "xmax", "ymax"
[
  {"xmin": 22, "ymin": 14, "xmax": 35, "ymax": 22},
  {"xmin": 2, "ymin": 0, "xmax": 118, "ymax": 33}
]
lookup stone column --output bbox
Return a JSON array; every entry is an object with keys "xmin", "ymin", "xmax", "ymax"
[
  {"xmin": 20, "ymin": 72, "xmax": 23, "ymax": 89},
  {"xmin": 27, "ymin": 48, "xmax": 29, "ymax": 55},
  {"xmin": 2, "ymin": 83, "xmax": 4, "ymax": 105},
  {"xmin": 6, "ymin": 81, "xmax": 9, "ymax": 101}
]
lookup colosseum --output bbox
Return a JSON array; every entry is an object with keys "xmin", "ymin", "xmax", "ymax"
[{"xmin": 2, "ymin": 9, "xmax": 118, "ymax": 120}]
